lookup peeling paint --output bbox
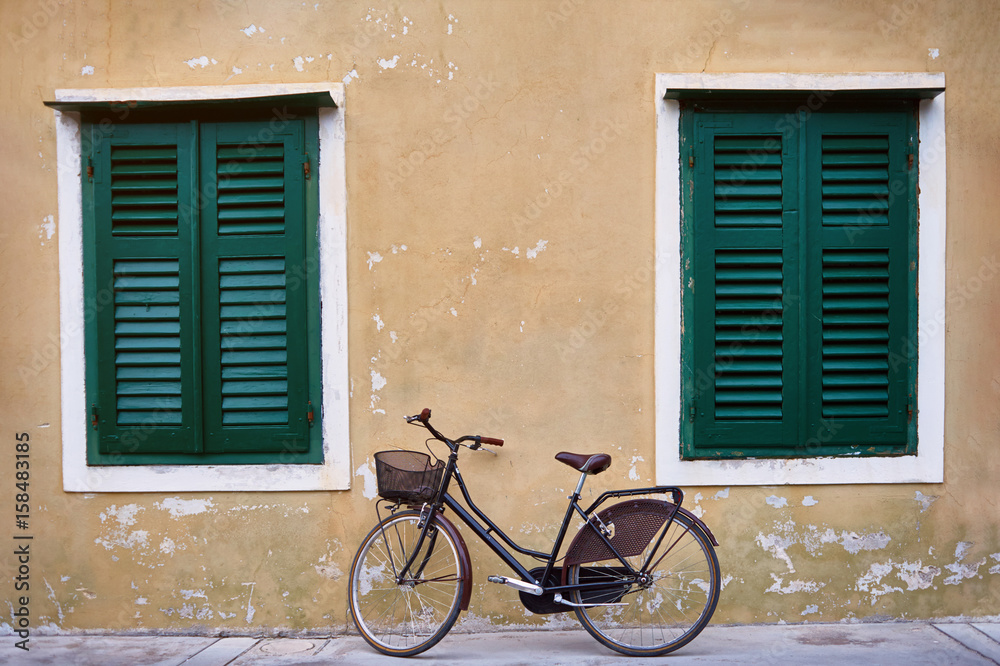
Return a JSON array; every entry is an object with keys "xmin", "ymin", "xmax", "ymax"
[
  {"xmin": 627, "ymin": 455, "xmax": 644, "ymax": 481},
  {"xmin": 156, "ymin": 497, "xmax": 214, "ymax": 518},
  {"xmin": 367, "ymin": 251, "xmax": 383, "ymax": 270},
  {"xmin": 944, "ymin": 541, "xmax": 986, "ymax": 585},
  {"xmin": 526, "ymin": 239, "xmax": 548, "ymax": 259},
  {"xmin": 355, "ymin": 462, "xmax": 378, "ymax": 500},
  {"xmin": 756, "ymin": 521, "xmax": 892, "ymax": 573},
  {"xmin": 370, "ymin": 369, "xmax": 386, "ymax": 413},
  {"xmin": 713, "ymin": 487, "xmax": 730, "ymax": 500},
  {"xmin": 766, "ymin": 495, "xmax": 788, "ymax": 509},
  {"xmin": 801, "ymin": 604, "xmax": 819, "ymax": 615},
  {"xmin": 80, "ymin": 65, "xmax": 94, "ymax": 76},
  {"xmin": 856, "ymin": 562, "xmax": 903, "ymax": 603},
  {"xmin": 39, "ymin": 215, "xmax": 55, "ymax": 245},
  {"xmin": 44, "ymin": 579, "xmax": 64, "ymax": 622},
  {"xmin": 914, "ymin": 490, "xmax": 938, "ymax": 512},
  {"xmin": 184, "ymin": 56, "xmax": 217, "ymax": 69},
  {"xmin": 243, "ymin": 583, "xmax": 256, "ymax": 624},
  {"xmin": 766, "ymin": 574, "xmax": 824, "ymax": 595},
  {"xmin": 802, "ymin": 496, "xmax": 818, "ymax": 506},
  {"xmin": 378, "ymin": 55, "xmax": 401, "ymax": 69}
]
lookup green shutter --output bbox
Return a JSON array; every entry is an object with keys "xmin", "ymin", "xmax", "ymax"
[
  {"xmin": 682, "ymin": 103, "xmax": 917, "ymax": 460},
  {"xmin": 684, "ymin": 114, "xmax": 800, "ymax": 457},
  {"xmin": 86, "ymin": 123, "xmax": 200, "ymax": 455},
  {"xmin": 804, "ymin": 111, "xmax": 916, "ymax": 452},
  {"xmin": 199, "ymin": 121, "xmax": 311, "ymax": 454}
]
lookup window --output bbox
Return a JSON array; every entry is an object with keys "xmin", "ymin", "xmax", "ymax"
[
  {"xmin": 681, "ymin": 100, "xmax": 917, "ymax": 460},
  {"xmin": 83, "ymin": 114, "xmax": 321, "ymax": 465},
  {"xmin": 50, "ymin": 84, "xmax": 350, "ymax": 491},
  {"xmin": 655, "ymin": 73, "xmax": 945, "ymax": 485}
]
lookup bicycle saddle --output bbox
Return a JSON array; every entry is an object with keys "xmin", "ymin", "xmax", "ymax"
[{"xmin": 555, "ymin": 452, "xmax": 612, "ymax": 475}]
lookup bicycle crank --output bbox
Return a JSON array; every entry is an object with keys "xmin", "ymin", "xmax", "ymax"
[
  {"xmin": 487, "ymin": 575, "xmax": 544, "ymax": 596},
  {"xmin": 552, "ymin": 593, "xmax": 629, "ymax": 608}
]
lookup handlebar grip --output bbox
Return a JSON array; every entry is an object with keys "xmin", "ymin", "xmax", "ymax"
[
  {"xmin": 419, "ymin": 408, "xmax": 431, "ymax": 423},
  {"xmin": 480, "ymin": 437, "xmax": 504, "ymax": 447}
]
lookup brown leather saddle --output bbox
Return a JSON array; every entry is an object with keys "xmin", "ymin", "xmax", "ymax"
[{"xmin": 554, "ymin": 451, "xmax": 612, "ymax": 475}]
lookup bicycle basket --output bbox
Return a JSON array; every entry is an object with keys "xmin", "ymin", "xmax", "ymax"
[{"xmin": 373, "ymin": 450, "xmax": 445, "ymax": 503}]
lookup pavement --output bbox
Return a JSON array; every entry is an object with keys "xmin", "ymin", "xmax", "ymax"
[{"xmin": 7, "ymin": 622, "xmax": 1000, "ymax": 665}]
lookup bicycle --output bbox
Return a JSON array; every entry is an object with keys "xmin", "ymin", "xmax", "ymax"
[{"xmin": 347, "ymin": 408, "xmax": 721, "ymax": 657}]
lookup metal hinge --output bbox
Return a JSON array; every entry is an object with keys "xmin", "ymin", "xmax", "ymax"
[
  {"xmin": 689, "ymin": 400, "xmax": 697, "ymax": 423},
  {"xmin": 91, "ymin": 404, "xmax": 99, "ymax": 430},
  {"xmin": 86, "ymin": 157, "xmax": 94, "ymax": 182},
  {"xmin": 907, "ymin": 154, "xmax": 914, "ymax": 170},
  {"xmin": 907, "ymin": 403, "xmax": 914, "ymax": 423},
  {"xmin": 307, "ymin": 400, "xmax": 314, "ymax": 426},
  {"xmin": 303, "ymin": 153, "xmax": 311, "ymax": 180}
]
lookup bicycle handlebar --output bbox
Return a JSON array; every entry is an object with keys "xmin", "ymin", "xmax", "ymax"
[{"xmin": 406, "ymin": 408, "xmax": 504, "ymax": 448}]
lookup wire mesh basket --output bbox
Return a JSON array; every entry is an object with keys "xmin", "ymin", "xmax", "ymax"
[{"xmin": 374, "ymin": 450, "xmax": 445, "ymax": 503}]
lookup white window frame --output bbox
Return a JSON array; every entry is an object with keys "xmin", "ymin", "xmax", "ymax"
[
  {"xmin": 655, "ymin": 73, "xmax": 946, "ymax": 485},
  {"xmin": 55, "ymin": 83, "xmax": 350, "ymax": 492}
]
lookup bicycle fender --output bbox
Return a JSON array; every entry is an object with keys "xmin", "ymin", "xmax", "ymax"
[
  {"xmin": 679, "ymin": 507, "xmax": 719, "ymax": 547},
  {"xmin": 433, "ymin": 512, "xmax": 473, "ymax": 611},
  {"xmin": 561, "ymin": 500, "xmax": 719, "ymax": 584}
]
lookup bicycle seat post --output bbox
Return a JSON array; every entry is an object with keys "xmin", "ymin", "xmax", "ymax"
[{"xmin": 572, "ymin": 471, "xmax": 587, "ymax": 498}]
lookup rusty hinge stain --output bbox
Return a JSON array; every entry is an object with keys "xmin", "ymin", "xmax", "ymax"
[
  {"xmin": 303, "ymin": 154, "xmax": 311, "ymax": 180},
  {"xmin": 91, "ymin": 404, "xmax": 99, "ymax": 430},
  {"xmin": 907, "ymin": 154, "xmax": 914, "ymax": 170},
  {"xmin": 689, "ymin": 154, "xmax": 695, "ymax": 168},
  {"xmin": 87, "ymin": 157, "xmax": 94, "ymax": 182},
  {"xmin": 307, "ymin": 400, "xmax": 314, "ymax": 426},
  {"xmin": 907, "ymin": 403, "xmax": 914, "ymax": 423}
]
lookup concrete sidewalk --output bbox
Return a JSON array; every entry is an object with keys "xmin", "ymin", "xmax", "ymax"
[{"xmin": 8, "ymin": 622, "xmax": 1000, "ymax": 665}]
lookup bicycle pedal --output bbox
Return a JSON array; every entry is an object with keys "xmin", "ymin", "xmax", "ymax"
[{"xmin": 487, "ymin": 575, "xmax": 544, "ymax": 596}]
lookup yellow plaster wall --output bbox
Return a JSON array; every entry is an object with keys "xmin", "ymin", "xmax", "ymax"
[{"xmin": 2, "ymin": 0, "xmax": 1000, "ymax": 634}]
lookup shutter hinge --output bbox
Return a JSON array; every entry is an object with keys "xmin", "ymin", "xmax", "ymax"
[
  {"xmin": 91, "ymin": 404, "xmax": 99, "ymax": 430},
  {"xmin": 907, "ymin": 403, "xmax": 914, "ymax": 423},
  {"xmin": 86, "ymin": 157, "xmax": 94, "ymax": 182},
  {"xmin": 688, "ymin": 152, "xmax": 695, "ymax": 168},
  {"xmin": 303, "ymin": 153, "xmax": 311, "ymax": 180},
  {"xmin": 307, "ymin": 400, "xmax": 314, "ymax": 427},
  {"xmin": 907, "ymin": 154, "xmax": 914, "ymax": 170},
  {"xmin": 689, "ymin": 400, "xmax": 697, "ymax": 423}
]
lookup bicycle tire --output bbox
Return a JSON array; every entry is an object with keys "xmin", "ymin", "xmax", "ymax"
[
  {"xmin": 568, "ymin": 507, "xmax": 720, "ymax": 657},
  {"xmin": 348, "ymin": 510, "xmax": 465, "ymax": 656}
]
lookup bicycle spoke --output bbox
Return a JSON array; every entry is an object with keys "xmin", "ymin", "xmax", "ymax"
[
  {"xmin": 349, "ymin": 512, "xmax": 465, "ymax": 657},
  {"xmin": 569, "ymin": 507, "xmax": 720, "ymax": 657}
]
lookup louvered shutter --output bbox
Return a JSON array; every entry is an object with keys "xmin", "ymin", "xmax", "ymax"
[
  {"xmin": 685, "ymin": 114, "xmax": 800, "ymax": 457},
  {"xmin": 682, "ymin": 104, "xmax": 917, "ymax": 459},
  {"xmin": 198, "ymin": 121, "xmax": 311, "ymax": 454},
  {"xmin": 87, "ymin": 123, "xmax": 200, "ymax": 454},
  {"xmin": 804, "ymin": 112, "xmax": 915, "ymax": 450}
]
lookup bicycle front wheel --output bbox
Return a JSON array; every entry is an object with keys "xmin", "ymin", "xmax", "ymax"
[
  {"xmin": 348, "ymin": 510, "xmax": 465, "ymax": 657},
  {"xmin": 568, "ymin": 508, "xmax": 720, "ymax": 657}
]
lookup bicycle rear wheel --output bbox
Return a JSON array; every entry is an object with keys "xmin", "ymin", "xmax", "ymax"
[
  {"xmin": 568, "ymin": 508, "xmax": 720, "ymax": 657},
  {"xmin": 348, "ymin": 510, "xmax": 465, "ymax": 656}
]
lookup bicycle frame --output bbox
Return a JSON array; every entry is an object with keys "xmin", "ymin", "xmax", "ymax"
[{"xmin": 389, "ymin": 436, "xmax": 695, "ymax": 602}]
